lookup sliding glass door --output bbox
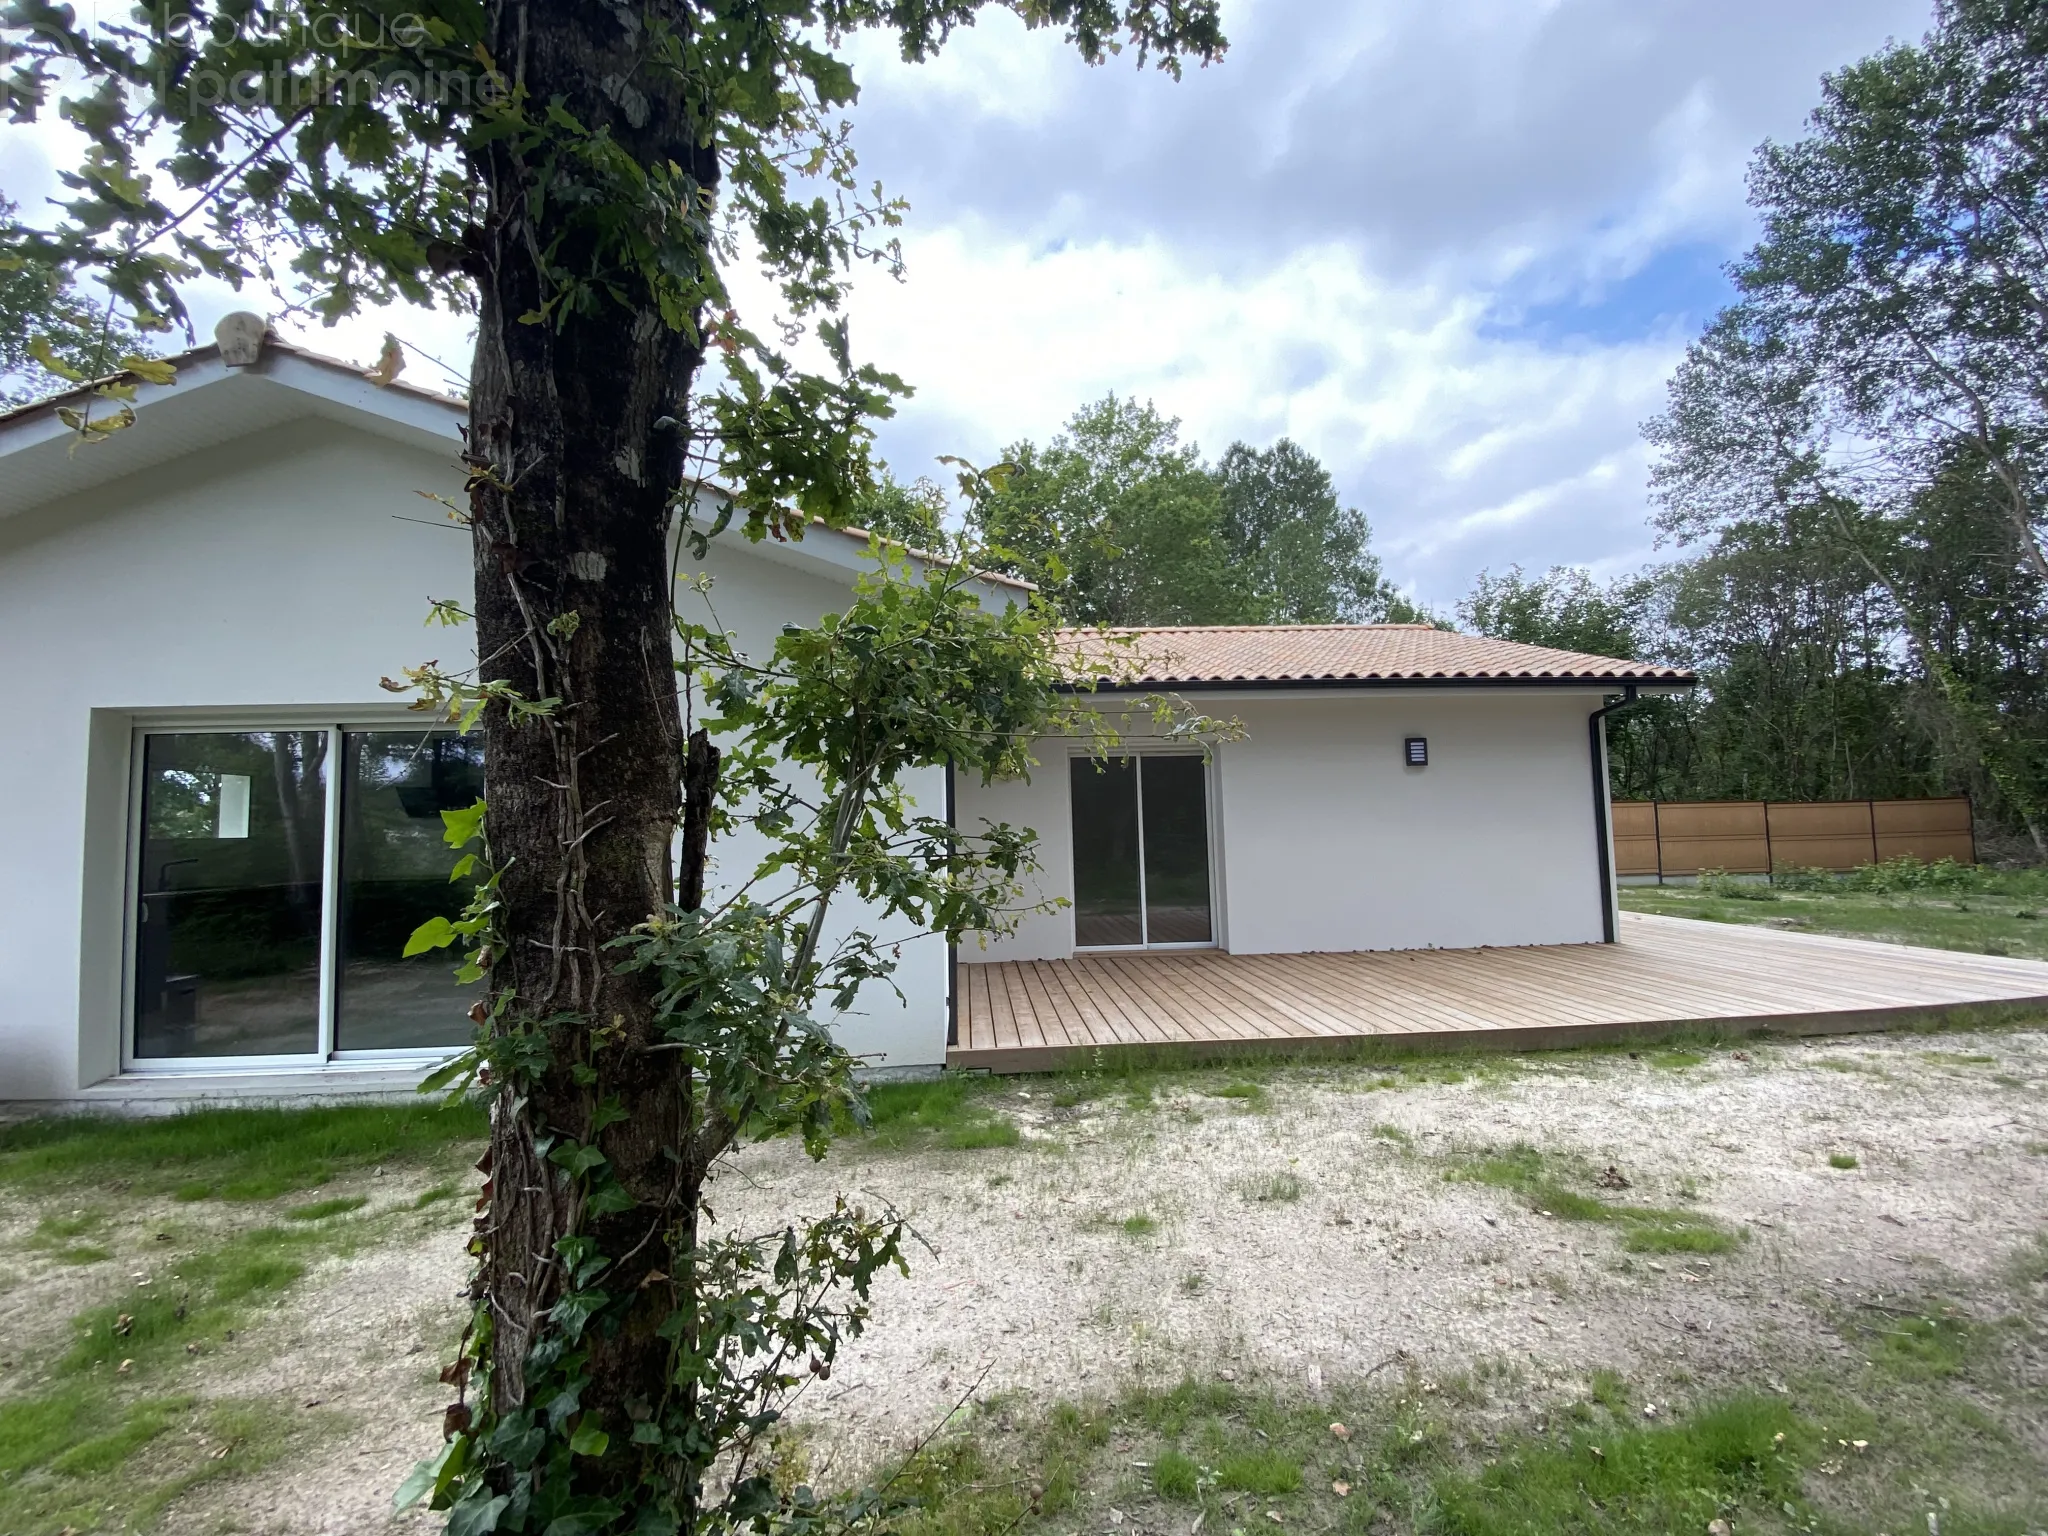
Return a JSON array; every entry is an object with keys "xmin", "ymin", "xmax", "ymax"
[
  {"xmin": 130, "ymin": 725, "xmax": 482, "ymax": 1067},
  {"xmin": 1070, "ymin": 754, "xmax": 1214, "ymax": 949},
  {"xmin": 134, "ymin": 731, "xmax": 330, "ymax": 1059}
]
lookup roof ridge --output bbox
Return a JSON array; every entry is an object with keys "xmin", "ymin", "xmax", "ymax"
[
  {"xmin": 1057, "ymin": 622, "xmax": 1445, "ymax": 635},
  {"xmin": 1054, "ymin": 619, "xmax": 1694, "ymax": 686}
]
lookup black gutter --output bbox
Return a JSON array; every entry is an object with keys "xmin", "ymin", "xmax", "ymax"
[
  {"xmin": 944, "ymin": 758, "xmax": 958, "ymax": 1050},
  {"xmin": 1587, "ymin": 684, "xmax": 1643, "ymax": 943},
  {"xmin": 1067, "ymin": 674, "xmax": 1694, "ymax": 695}
]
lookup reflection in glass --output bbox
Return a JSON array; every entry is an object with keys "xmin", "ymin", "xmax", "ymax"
[
  {"xmin": 134, "ymin": 732, "xmax": 328, "ymax": 1058},
  {"xmin": 1139, "ymin": 756, "xmax": 1213, "ymax": 944},
  {"xmin": 336, "ymin": 731, "xmax": 484, "ymax": 1050},
  {"xmin": 1071, "ymin": 757, "xmax": 1143, "ymax": 947}
]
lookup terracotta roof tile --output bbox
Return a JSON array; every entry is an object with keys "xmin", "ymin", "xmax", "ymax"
[{"xmin": 1057, "ymin": 624, "xmax": 1694, "ymax": 688}]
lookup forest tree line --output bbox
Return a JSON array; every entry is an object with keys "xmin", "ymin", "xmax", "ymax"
[{"xmin": 857, "ymin": 1, "xmax": 2047, "ymax": 856}]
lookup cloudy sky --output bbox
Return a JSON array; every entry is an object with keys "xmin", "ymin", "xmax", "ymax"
[{"xmin": 3, "ymin": 0, "xmax": 1935, "ymax": 608}]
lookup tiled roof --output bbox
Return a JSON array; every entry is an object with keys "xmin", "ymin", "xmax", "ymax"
[{"xmin": 1057, "ymin": 624, "xmax": 1694, "ymax": 688}]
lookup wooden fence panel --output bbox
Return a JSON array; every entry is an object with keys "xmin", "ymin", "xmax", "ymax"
[
  {"xmin": 1873, "ymin": 798, "xmax": 1976, "ymax": 864},
  {"xmin": 1612, "ymin": 796, "xmax": 1976, "ymax": 877},
  {"xmin": 1650, "ymin": 801, "xmax": 1771, "ymax": 875},
  {"xmin": 1611, "ymin": 801, "xmax": 1659, "ymax": 877},
  {"xmin": 1767, "ymin": 801, "xmax": 1876, "ymax": 871}
]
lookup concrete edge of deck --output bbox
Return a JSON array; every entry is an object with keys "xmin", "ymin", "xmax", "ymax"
[{"xmin": 944, "ymin": 994, "xmax": 2048, "ymax": 1074}]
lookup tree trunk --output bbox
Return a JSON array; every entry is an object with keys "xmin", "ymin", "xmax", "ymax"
[{"xmin": 462, "ymin": 0, "xmax": 713, "ymax": 1445}]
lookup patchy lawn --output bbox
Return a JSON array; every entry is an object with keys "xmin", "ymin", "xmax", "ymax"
[
  {"xmin": 2, "ymin": 1031, "xmax": 2045, "ymax": 1533},
  {"xmin": 1621, "ymin": 865, "xmax": 2048, "ymax": 962},
  {"xmin": 0, "ymin": 1103, "xmax": 483, "ymax": 1534}
]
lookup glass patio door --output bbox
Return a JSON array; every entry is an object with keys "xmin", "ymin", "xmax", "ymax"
[
  {"xmin": 130, "ymin": 725, "xmax": 484, "ymax": 1065},
  {"xmin": 1069, "ymin": 754, "xmax": 1214, "ymax": 949},
  {"xmin": 134, "ymin": 731, "xmax": 330, "ymax": 1059}
]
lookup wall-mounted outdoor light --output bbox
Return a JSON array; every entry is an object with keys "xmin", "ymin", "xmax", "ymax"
[{"xmin": 1404, "ymin": 736, "xmax": 1429, "ymax": 767}]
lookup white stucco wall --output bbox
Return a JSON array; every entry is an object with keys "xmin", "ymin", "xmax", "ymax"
[
  {"xmin": 953, "ymin": 688, "xmax": 1613, "ymax": 963},
  {"xmin": 669, "ymin": 538, "xmax": 959, "ymax": 1072},
  {"xmin": 0, "ymin": 412, "xmax": 963, "ymax": 1101}
]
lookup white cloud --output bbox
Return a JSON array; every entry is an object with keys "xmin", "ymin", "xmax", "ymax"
[
  {"xmin": 3, "ymin": 0, "xmax": 1942, "ymax": 612},
  {"xmin": 837, "ymin": 220, "xmax": 1681, "ymax": 604}
]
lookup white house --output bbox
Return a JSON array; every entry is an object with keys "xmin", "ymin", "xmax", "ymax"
[
  {"xmin": 0, "ymin": 317, "xmax": 1692, "ymax": 1105},
  {"xmin": 957, "ymin": 624, "xmax": 1690, "ymax": 969}
]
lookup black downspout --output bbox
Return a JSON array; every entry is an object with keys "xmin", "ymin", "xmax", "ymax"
[
  {"xmin": 1587, "ymin": 685, "xmax": 1641, "ymax": 944},
  {"xmin": 944, "ymin": 758, "xmax": 958, "ymax": 1050}
]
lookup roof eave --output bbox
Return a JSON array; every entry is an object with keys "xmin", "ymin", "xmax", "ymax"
[{"xmin": 1065, "ymin": 673, "xmax": 1697, "ymax": 693}]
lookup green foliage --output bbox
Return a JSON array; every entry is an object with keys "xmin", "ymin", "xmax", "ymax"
[
  {"xmin": 1459, "ymin": 564, "xmax": 1643, "ymax": 658},
  {"xmin": 0, "ymin": 196, "xmax": 153, "ymax": 407},
  {"xmin": 1829, "ymin": 1152, "xmax": 1860, "ymax": 1170},
  {"xmin": 1214, "ymin": 437, "xmax": 1416, "ymax": 623},
  {"xmin": 1851, "ymin": 855, "xmax": 1993, "ymax": 894},
  {"xmin": 1636, "ymin": 1, "xmax": 2048, "ymax": 841},
  {"xmin": 972, "ymin": 396, "xmax": 1240, "ymax": 624},
  {"xmin": 851, "ymin": 468, "xmax": 953, "ymax": 552},
  {"xmin": 970, "ymin": 397, "xmax": 1416, "ymax": 626},
  {"xmin": 1849, "ymin": 1306, "xmax": 1976, "ymax": 1382},
  {"xmin": 943, "ymin": 1118, "xmax": 1023, "ymax": 1150},
  {"xmin": 1645, "ymin": 1049, "xmax": 1705, "ymax": 1070}
]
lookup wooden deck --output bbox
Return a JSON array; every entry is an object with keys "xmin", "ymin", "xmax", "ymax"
[{"xmin": 949, "ymin": 911, "xmax": 2048, "ymax": 1072}]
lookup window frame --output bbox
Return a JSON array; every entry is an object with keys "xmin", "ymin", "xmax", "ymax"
[
  {"xmin": 1066, "ymin": 746, "xmax": 1221, "ymax": 954},
  {"xmin": 119, "ymin": 713, "xmax": 477, "ymax": 1075}
]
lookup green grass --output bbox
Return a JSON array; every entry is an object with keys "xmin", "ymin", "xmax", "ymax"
[
  {"xmin": 1620, "ymin": 874, "xmax": 2048, "ymax": 963},
  {"xmin": 0, "ymin": 1101, "xmax": 487, "ymax": 1201},
  {"xmin": 1205, "ymin": 1081, "xmax": 1268, "ymax": 1106},
  {"xmin": 1645, "ymin": 1048, "xmax": 1705, "ymax": 1070},
  {"xmin": 60, "ymin": 1222, "xmax": 349, "ymax": 1380},
  {"xmin": 31, "ymin": 1210, "xmax": 105, "ymax": 1241},
  {"xmin": 1829, "ymin": 1152, "xmax": 1860, "ymax": 1170},
  {"xmin": 0, "ymin": 1380, "xmax": 298, "ymax": 1533},
  {"xmin": 1151, "ymin": 1447, "xmax": 1201, "ymax": 1500},
  {"xmin": 1431, "ymin": 1394, "xmax": 1802, "ymax": 1534},
  {"xmin": 881, "ymin": 1375, "xmax": 1832, "ymax": 1536},
  {"xmin": 285, "ymin": 1194, "xmax": 371, "ymax": 1221},
  {"xmin": 24, "ymin": 1210, "xmax": 116, "ymax": 1264},
  {"xmin": 50, "ymin": 1243, "xmax": 114, "ymax": 1265},
  {"xmin": 1120, "ymin": 1212, "xmax": 1159, "ymax": 1237},
  {"xmin": 1446, "ymin": 1142, "xmax": 1743, "ymax": 1254},
  {"xmin": 881, "ymin": 1317, "xmax": 2048, "ymax": 1536},
  {"xmin": 1213, "ymin": 1447, "xmax": 1302, "ymax": 1495},
  {"xmin": 851, "ymin": 1078, "xmax": 1020, "ymax": 1151},
  {"xmin": 0, "ymin": 1102, "xmax": 486, "ymax": 1534},
  {"xmin": 1836, "ymin": 1302, "xmax": 1976, "ymax": 1382}
]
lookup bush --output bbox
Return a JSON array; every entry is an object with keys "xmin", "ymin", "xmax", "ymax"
[
  {"xmin": 1847, "ymin": 856, "xmax": 1987, "ymax": 894},
  {"xmin": 1698, "ymin": 870, "xmax": 1778, "ymax": 900}
]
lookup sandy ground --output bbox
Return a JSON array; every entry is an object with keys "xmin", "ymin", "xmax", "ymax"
[{"xmin": 21, "ymin": 1025, "xmax": 2045, "ymax": 1534}]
